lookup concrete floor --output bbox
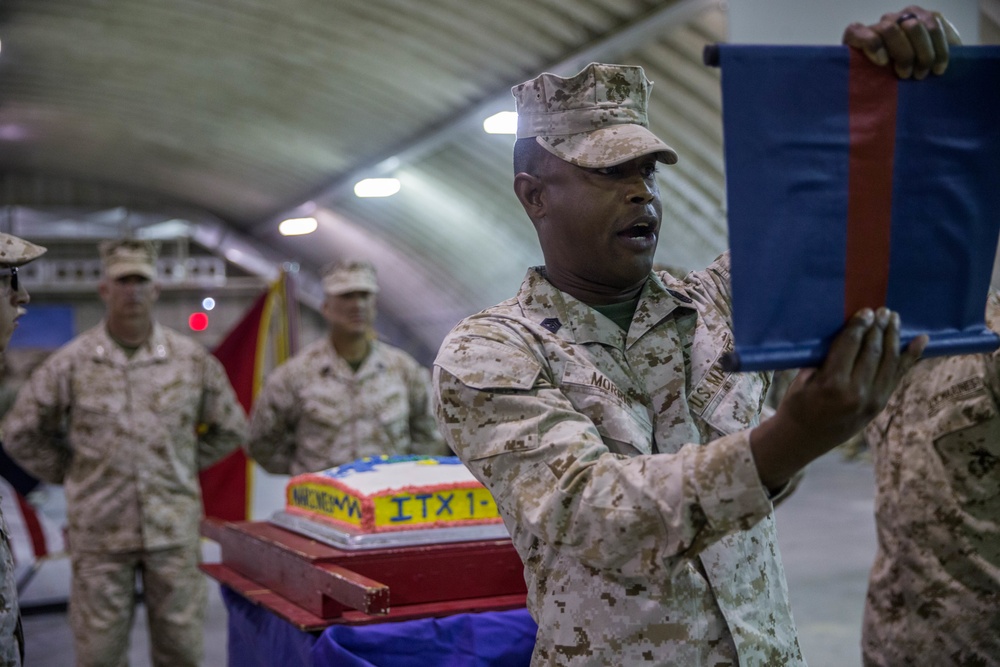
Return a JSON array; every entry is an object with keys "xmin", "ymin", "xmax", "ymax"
[{"xmin": 17, "ymin": 452, "xmax": 877, "ymax": 666}]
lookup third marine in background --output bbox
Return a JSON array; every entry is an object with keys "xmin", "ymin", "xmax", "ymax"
[{"xmin": 246, "ymin": 260, "xmax": 447, "ymax": 475}]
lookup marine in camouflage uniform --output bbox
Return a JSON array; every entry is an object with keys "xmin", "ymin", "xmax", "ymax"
[
  {"xmin": 436, "ymin": 256, "xmax": 807, "ymax": 665},
  {"xmin": 247, "ymin": 260, "xmax": 445, "ymax": 475},
  {"xmin": 0, "ymin": 232, "xmax": 47, "ymax": 667},
  {"xmin": 433, "ymin": 22, "xmax": 951, "ymax": 664},
  {"xmin": 2, "ymin": 240, "xmax": 247, "ymax": 667},
  {"xmin": 861, "ymin": 291, "xmax": 1000, "ymax": 666},
  {"xmin": 248, "ymin": 336, "xmax": 445, "ymax": 475}
]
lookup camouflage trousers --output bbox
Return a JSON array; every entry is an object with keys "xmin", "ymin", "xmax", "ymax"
[
  {"xmin": 69, "ymin": 543, "xmax": 206, "ymax": 667},
  {"xmin": 0, "ymin": 510, "xmax": 22, "ymax": 667}
]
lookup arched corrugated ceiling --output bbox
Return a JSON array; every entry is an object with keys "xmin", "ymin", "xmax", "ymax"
[{"xmin": 1, "ymin": 0, "xmax": 997, "ymax": 362}]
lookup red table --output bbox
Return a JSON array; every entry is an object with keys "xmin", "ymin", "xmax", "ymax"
[{"xmin": 200, "ymin": 517, "xmax": 528, "ymax": 631}]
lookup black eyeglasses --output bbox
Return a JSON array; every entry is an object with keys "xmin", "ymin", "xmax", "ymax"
[{"xmin": 7, "ymin": 266, "xmax": 18, "ymax": 293}]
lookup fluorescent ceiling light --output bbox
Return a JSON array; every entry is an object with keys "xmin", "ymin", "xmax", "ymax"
[
  {"xmin": 354, "ymin": 178, "xmax": 400, "ymax": 198},
  {"xmin": 0, "ymin": 124, "xmax": 28, "ymax": 141},
  {"xmin": 483, "ymin": 111, "xmax": 517, "ymax": 134},
  {"xmin": 278, "ymin": 216, "xmax": 318, "ymax": 236}
]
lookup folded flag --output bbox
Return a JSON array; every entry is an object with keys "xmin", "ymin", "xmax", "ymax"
[{"xmin": 715, "ymin": 45, "xmax": 1000, "ymax": 371}]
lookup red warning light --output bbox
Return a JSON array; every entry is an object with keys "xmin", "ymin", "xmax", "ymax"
[{"xmin": 188, "ymin": 312, "xmax": 209, "ymax": 331}]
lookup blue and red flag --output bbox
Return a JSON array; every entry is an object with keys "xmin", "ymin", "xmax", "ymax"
[{"xmin": 716, "ymin": 45, "xmax": 1000, "ymax": 371}]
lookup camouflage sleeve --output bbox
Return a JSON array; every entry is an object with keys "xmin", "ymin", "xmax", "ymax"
[
  {"xmin": 434, "ymin": 326, "xmax": 773, "ymax": 572},
  {"xmin": 0, "ymin": 507, "xmax": 21, "ymax": 667},
  {"xmin": 986, "ymin": 291, "xmax": 1000, "ymax": 390},
  {"xmin": 405, "ymin": 361, "xmax": 450, "ymax": 456},
  {"xmin": 0, "ymin": 357, "xmax": 72, "ymax": 484},
  {"xmin": 245, "ymin": 366, "xmax": 298, "ymax": 474},
  {"xmin": 197, "ymin": 353, "xmax": 248, "ymax": 469}
]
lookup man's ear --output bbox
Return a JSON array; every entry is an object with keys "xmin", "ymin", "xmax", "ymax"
[{"xmin": 513, "ymin": 172, "xmax": 545, "ymax": 224}]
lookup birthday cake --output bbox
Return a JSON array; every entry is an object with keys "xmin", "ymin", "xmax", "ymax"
[{"xmin": 284, "ymin": 455, "xmax": 502, "ymax": 534}]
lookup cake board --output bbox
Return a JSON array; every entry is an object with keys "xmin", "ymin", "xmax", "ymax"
[
  {"xmin": 269, "ymin": 510, "xmax": 511, "ymax": 550},
  {"xmin": 200, "ymin": 516, "xmax": 528, "ymax": 631}
]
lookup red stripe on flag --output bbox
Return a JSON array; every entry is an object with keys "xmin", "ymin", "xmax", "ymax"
[
  {"xmin": 15, "ymin": 492, "xmax": 47, "ymax": 558},
  {"xmin": 198, "ymin": 289, "xmax": 268, "ymax": 522},
  {"xmin": 845, "ymin": 50, "xmax": 898, "ymax": 319}
]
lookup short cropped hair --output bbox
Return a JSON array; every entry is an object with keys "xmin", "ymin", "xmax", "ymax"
[{"xmin": 513, "ymin": 138, "xmax": 547, "ymax": 177}]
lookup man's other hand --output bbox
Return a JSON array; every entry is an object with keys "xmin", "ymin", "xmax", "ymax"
[{"xmin": 843, "ymin": 5, "xmax": 962, "ymax": 79}]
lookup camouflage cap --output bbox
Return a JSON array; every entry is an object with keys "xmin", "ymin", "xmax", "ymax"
[
  {"xmin": 99, "ymin": 239, "xmax": 158, "ymax": 280},
  {"xmin": 512, "ymin": 62, "xmax": 679, "ymax": 169},
  {"xmin": 0, "ymin": 233, "xmax": 46, "ymax": 267},
  {"xmin": 321, "ymin": 260, "xmax": 379, "ymax": 296}
]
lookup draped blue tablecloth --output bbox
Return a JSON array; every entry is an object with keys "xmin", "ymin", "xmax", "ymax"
[{"xmin": 222, "ymin": 585, "xmax": 537, "ymax": 667}]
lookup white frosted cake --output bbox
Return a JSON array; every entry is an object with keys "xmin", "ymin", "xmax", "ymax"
[{"xmin": 285, "ymin": 455, "xmax": 502, "ymax": 533}]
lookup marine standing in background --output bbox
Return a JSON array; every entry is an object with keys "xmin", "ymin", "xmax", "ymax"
[
  {"xmin": 860, "ymin": 290, "xmax": 1000, "ymax": 666},
  {"xmin": 0, "ymin": 233, "xmax": 46, "ymax": 667},
  {"xmin": 2, "ymin": 239, "xmax": 247, "ymax": 667},
  {"xmin": 433, "ymin": 7, "xmax": 954, "ymax": 666},
  {"xmin": 246, "ymin": 259, "xmax": 446, "ymax": 475}
]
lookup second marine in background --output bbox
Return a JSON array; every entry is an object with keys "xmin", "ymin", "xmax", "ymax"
[{"xmin": 246, "ymin": 259, "xmax": 447, "ymax": 475}]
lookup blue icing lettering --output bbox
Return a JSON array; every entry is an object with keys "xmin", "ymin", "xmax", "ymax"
[
  {"xmin": 415, "ymin": 493, "xmax": 433, "ymax": 518},
  {"xmin": 292, "ymin": 486, "xmax": 361, "ymax": 517},
  {"xmin": 390, "ymin": 496, "xmax": 414, "ymax": 522},
  {"xmin": 436, "ymin": 493, "xmax": 454, "ymax": 516}
]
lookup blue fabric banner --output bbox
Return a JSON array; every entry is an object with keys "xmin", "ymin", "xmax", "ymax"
[
  {"xmin": 717, "ymin": 45, "xmax": 1000, "ymax": 371},
  {"xmin": 312, "ymin": 608, "xmax": 537, "ymax": 667},
  {"xmin": 221, "ymin": 585, "xmax": 537, "ymax": 667}
]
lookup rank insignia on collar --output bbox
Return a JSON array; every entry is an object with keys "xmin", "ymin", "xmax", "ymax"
[
  {"xmin": 540, "ymin": 317, "xmax": 562, "ymax": 333},
  {"xmin": 666, "ymin": 289, "xmax": 693, "ymax": 304}
]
